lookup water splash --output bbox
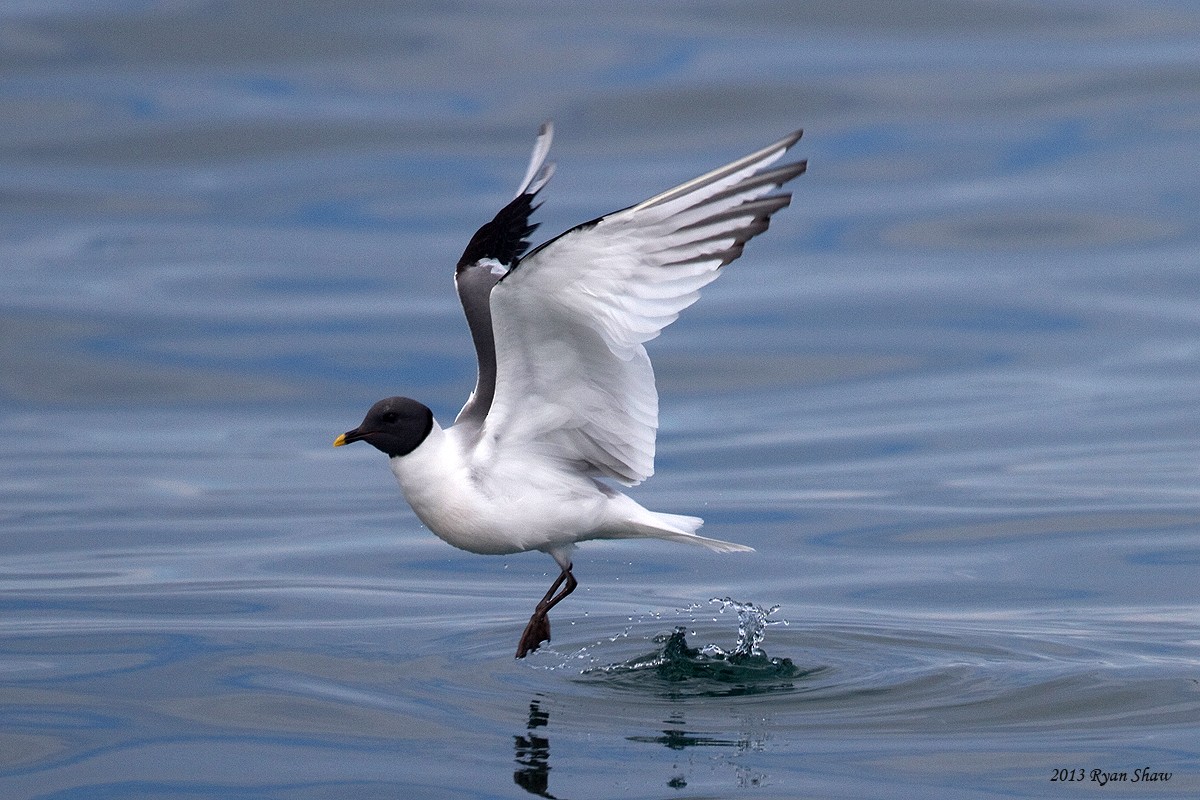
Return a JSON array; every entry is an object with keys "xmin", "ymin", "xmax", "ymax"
[
  {"xmin": 699, "ymin": 597, "xmax": 788, "ymax": 659},
  {"xmin": 578, "ymin": 599, "xmax": 813, "ymax": 696}
]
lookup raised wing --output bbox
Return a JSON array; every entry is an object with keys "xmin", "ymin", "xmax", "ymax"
[
  {"xmin": 481, "ymin": 129, "xmax": 806, "ymax": 484},
  {"xmin": 453, "ymin": 122, "xmax": 556, "ymax": 430}
]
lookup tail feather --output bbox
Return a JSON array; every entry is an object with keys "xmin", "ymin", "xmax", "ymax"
[{"xmin": 611, "ymin": 510, "xmax": 755, "ymax": 553}]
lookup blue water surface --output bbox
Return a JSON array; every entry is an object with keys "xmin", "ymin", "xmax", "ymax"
[{"xmin": 2, "ymin": 1, "xmax": 1199, "ymax": 798}]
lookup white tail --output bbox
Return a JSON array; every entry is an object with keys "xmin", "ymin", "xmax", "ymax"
[{"xmin": 606, "ymin": 506, "xmax": 754, "ymax": 553}]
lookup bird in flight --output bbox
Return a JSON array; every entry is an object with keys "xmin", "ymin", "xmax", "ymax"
[{"xmin": 335, "ymin": 123, "xmax": 806, "ymax": 657}]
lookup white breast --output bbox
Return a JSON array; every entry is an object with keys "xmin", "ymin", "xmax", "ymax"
[{"xmin": 387, "ymin": 421, "xmax": 609, "ymax": 555}]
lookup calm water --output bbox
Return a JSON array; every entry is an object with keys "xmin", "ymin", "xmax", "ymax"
[{"xmin": 2, "ymin": 1, "xmax": 1199, "ymax": 797}]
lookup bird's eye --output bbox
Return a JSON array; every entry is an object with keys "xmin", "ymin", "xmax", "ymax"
[{"xmin": 382, "ymin": 412, "xmax": 400, "ymax": 424}]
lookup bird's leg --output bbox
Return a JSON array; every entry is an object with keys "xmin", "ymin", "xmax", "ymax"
[{"xmin": 516, "ymin": 565, "xmax": 577, "ymax": 658}]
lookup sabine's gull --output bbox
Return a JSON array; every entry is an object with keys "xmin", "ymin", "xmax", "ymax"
[{"xmin": 335, "ymin": 123, "xmax": 806, "ymax": 657}]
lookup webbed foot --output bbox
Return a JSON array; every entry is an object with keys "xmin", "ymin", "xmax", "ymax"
[{"xmin": 516, "ymin": 611, "xmax": 552, "ymax": 658}]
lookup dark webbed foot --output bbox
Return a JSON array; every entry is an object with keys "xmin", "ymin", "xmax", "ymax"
[
  {"xmin": 514, "ymin": 564, "xmax": 577, "ymax": 659},
  {"xmin": 516, "ymin": 611, "xmax": 552, "ymax": 658}
]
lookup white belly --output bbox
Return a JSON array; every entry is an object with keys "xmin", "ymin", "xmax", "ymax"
[{"xmin": 387, "ymin": 427, "xmax": 610, "ymax": 555}]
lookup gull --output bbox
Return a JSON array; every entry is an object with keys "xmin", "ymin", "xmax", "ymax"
[{"xmin": 335, "ymin": 123, "xmax": 806, "ymax": 657}]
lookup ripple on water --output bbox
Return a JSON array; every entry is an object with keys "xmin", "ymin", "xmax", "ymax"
[{"xmin": 511, "ymin": 601, "xmax": 1200, "ymax": 737}]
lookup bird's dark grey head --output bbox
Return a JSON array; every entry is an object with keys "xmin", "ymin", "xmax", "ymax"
[{"xmin": 334, "ymin": 397, "xmax": 434, "ymax": 458}]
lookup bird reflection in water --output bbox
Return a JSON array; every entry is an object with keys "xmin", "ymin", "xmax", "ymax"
[
  {"xmin": 513, "ymin": 699, "xmax": 556, "ymax": 798},
  {"xmin": 512, "ymin": 699, "xmax": 774, "ymax": 795}
]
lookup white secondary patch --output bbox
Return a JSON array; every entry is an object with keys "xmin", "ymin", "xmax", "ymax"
[{"xmin": 480, "ymin": 257, "xmax": 508, "ymax": 277}]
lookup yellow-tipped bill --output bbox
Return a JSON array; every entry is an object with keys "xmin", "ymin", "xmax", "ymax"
[{"xmin": 333, "ymin": 433, "xmax": 348, "ymax": 447}]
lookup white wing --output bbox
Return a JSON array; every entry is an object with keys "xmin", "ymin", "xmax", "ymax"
[{"xmin": 480, "ymin": 130, "xmax": 806, "ymax": 485}]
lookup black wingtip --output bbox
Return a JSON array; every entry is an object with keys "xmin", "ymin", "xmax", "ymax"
[
  {"xmin": 457, "ymin": 193, "xmax": 541, "ymax": 270},
  {"xmin": 457, "ymin": 124, "xmax": 556, "ymax": 270}
]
